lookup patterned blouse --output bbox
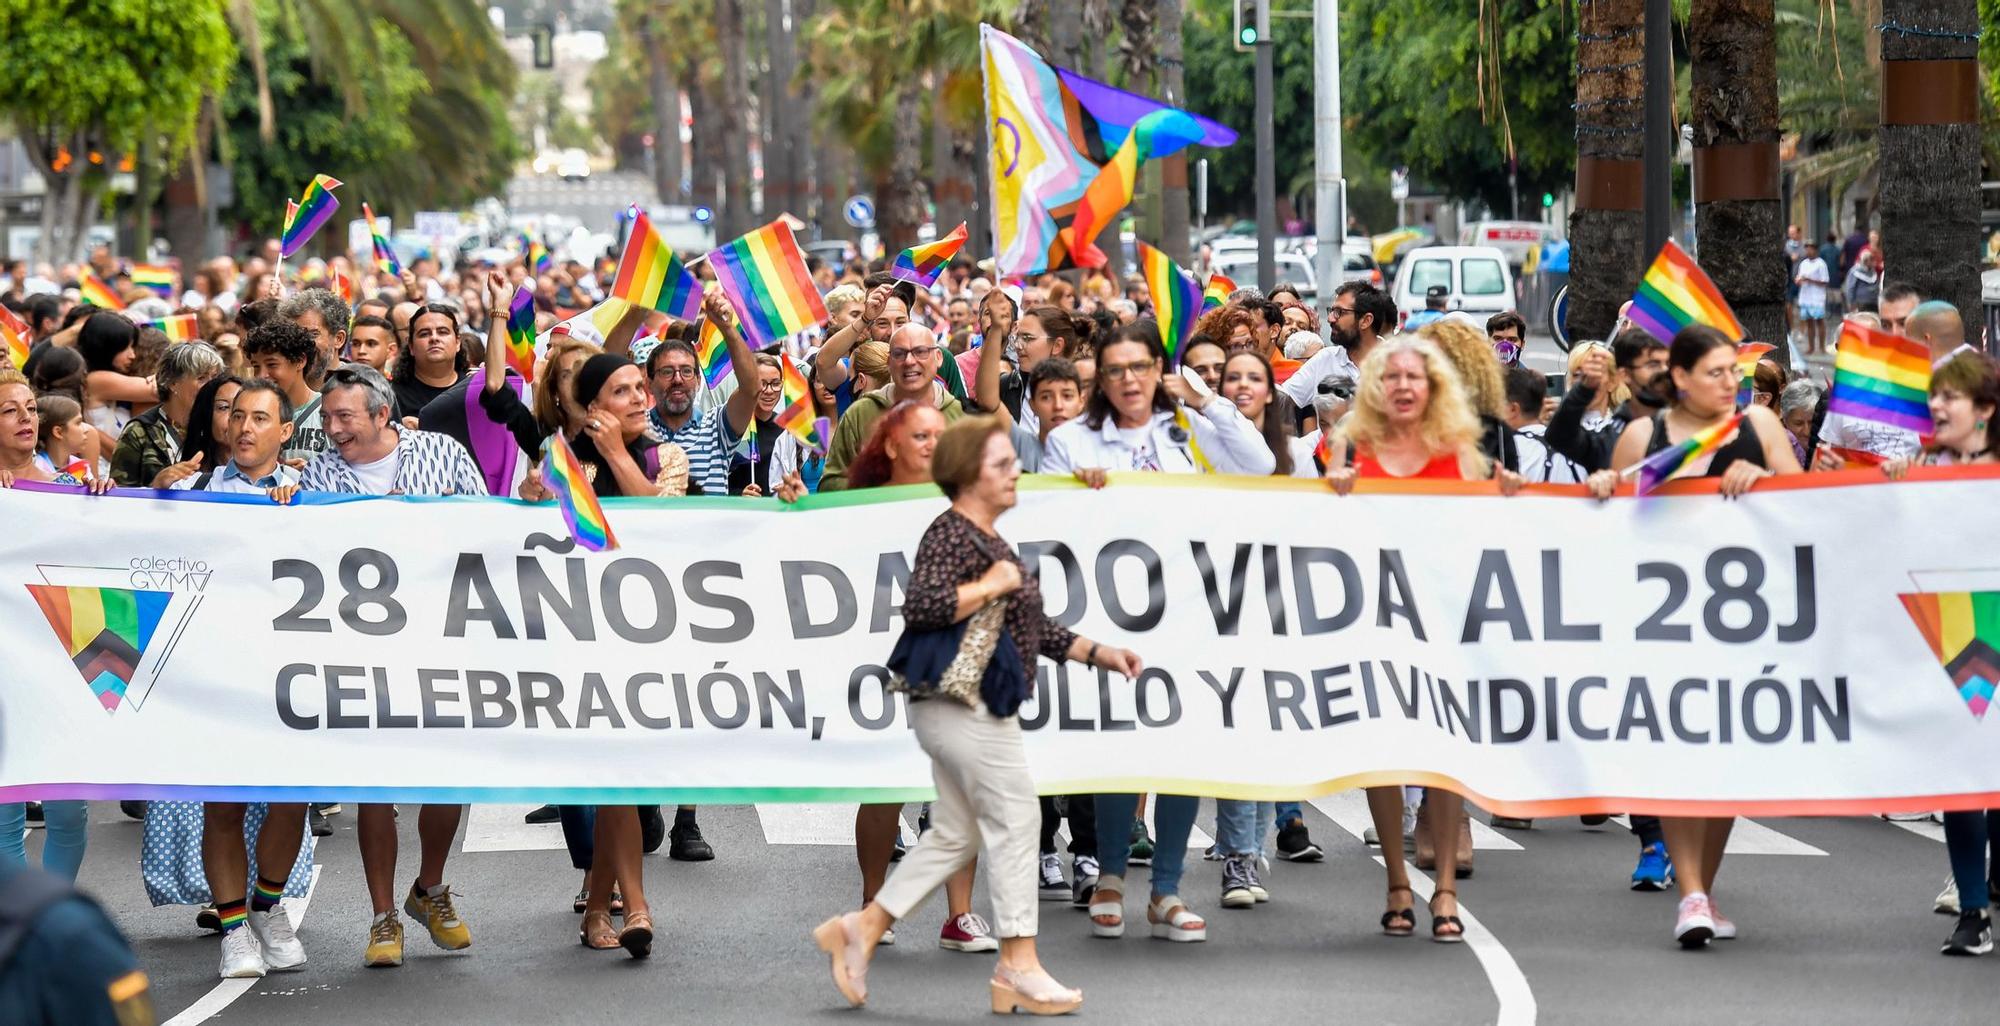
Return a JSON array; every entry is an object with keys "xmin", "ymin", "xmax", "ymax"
[{"xmin": 903, "ymin": 509, "xmax": 1075, "ymax": 677}]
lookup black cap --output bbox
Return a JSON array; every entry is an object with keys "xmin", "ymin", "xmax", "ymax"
[{"xmin": 1424, "ymin": 284, "xmax": 1450, "ymax": 300}]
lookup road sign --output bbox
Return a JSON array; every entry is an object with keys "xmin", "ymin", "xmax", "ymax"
[
  {"xmin": 843, "ymin": 195, "xmax": 875, "ymax": 230},
  {"xmin": 1390, "ymin": 167, "xmax": 1409, "ymax": 202}
]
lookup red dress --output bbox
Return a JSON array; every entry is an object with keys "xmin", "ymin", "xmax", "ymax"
[{"xmin": 1352, "ymin": 448, "xmax": 1465, "ymax": 480}]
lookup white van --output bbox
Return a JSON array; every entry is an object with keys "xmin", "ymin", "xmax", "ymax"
[
  {"xmin": 1390, "ymin": 246, "xmax": 1516, "ymax": 330},
  {"xmin": 1457, "ymin": 220, "xmax": 1562, "ymax": 271}
]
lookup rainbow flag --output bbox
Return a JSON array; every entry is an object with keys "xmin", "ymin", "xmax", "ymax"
[
  {"xmin": 1735, "ymin": 342, "xmax": 1775, "ymax": 407},
  {"xmin": 1203, "ymin": 273, "xmax": 1235, "ymax": 311},
  {"xmin": 1626, "ymin": 239, "xmax": 1744, "ymax": 343},
  {"xmin": 363, "ymin": 202, "xmax": 401, "ymax": 276},
  {"xmin": 143, "ymin": 315, "xmax": 199, "ymax": 342},
  {"xmin": 331, "ymin": 269, "xmax": 354, "ymax": 305},
  {"xmin": 810, "ymin": 416, "xmax": 834, "ymax": 455},
  {"xmin": 709, "ymin": 219, "xmax": 828, "ymax": 347},
  {"xmin": 1899, "ymin": 591, "xmax": 2000, "ymax": 720},
  {"xmin": 280, "ymin": 174, "xmax": 342, "ymax": 258},
  {"xmin": 1312, "ymin": 430, "xmax": 1333, "ymax": 468},
  {"xmin": 1631, "ymin": 411, "xmax": 1744, "ymax": 495},
  {"xmin": 612, "ymin": 209, "xmax": 703, "ymax": 323},
  {"xmin": 1063, "ymin": 106, "xmax": 1207, "ymax": 268},
  {"xmin": 78, "ymin": 272, "xmax": 124, "ymax": 310},
  {"xmin": 529, "ymin": 240, "xmax": 552, "ymax": 276},
  {"xmin": 891, "ymin": 222, "xmax": 968, "ymax": 288},
  {"xmin": 540, "ymin": 430, "xmax": 617, "ymax": 552},
  {"xmin": 0, "ymin": 304, "xmax": 30, "ymax": 369},
  {"xmin": 1826, "ymin": 319, "xmax": 1932, "ymax": 434},
  {"xmin": 695, "ymin": 319, "xmax": 732, "ymax": 390},
  {"xmin": 129, "ymin": 263, "xmax": 174, "ymax": 297},
  {"xmin": 1136, "ymin": 241, "xmax": 1203, "ymax": 362},
  {"xmin": 771, "ymin": 352, "xmax": 816, "ymax": 446},
  {"xmin": 26, "ymin": 585, "xmax": 173, "ymax": 714},
  {"xmin": 505, "ymin": 287, "xmax": 538, "ymax": 382}
]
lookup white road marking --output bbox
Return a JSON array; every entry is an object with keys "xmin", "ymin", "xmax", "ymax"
[
  {"xmin": 755, "ymin": 803, "xmax": 916, "ymax": 847},
  {"xmin": 1308, "ymin": 791, "xmax": 1524, "ymax": 850},
  {"xmin": 1610, "ymin": 815, "xmax": 1828, "ymax": 856},
  {"xmin": 1145, "ymin": 801, "xmax": 1214, "ymax": 851},
  {"xmin": 164, "ymin": 864, "xmax": 321, "ymax": 1026},
  {"xmin": 1376, "ymin": 855, "xmax": 1538, "ymax": 1026},
  {"xmin": 460, "ymin": 803, "xmax": 567, "ymax": 853},
  {"xmin": 1885, "ymin": 816, "xmax": 1947, "ymax": 843}
]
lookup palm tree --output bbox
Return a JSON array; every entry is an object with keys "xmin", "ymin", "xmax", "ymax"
[
  {"xmin": 1876, "ymin": 0, "xmax": 1983, "ymax": 327},
  {"xmin": 1154, "ymin": 0, "xmax": 1190, "ymax": 264},
  {"xmin": 717, "ymin": 0, "xmax": 755, "ymax": 240},
  {"xmin": 1566, "ymin": 0, "xmax": 1648, "ymax": 344},
  {"xmin": 1690, "ymin": 0, "xmax": 1785, "ymax": 351}
]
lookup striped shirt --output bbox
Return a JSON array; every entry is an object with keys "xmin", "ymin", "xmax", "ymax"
[
  {"xmin": 299, "ymin": 427, "xmax": 487, "ymax": 496},
  {"xmin": 648, "ymin": 405, "xmax": 739, "ymax": 496}
]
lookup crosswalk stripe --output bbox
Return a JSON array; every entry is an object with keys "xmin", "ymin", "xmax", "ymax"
[
  {"xmin": 1610, "ymin": 814, "xmax": 1828, "ymax": 856},
  {"xmin": 1885, "ymin": 817, "xmax": 1947, "ymax": 843},
  {"xmin": 1307, "ymin": 791, "xmax": 1524, "ymax": 851},
  {"xmin": 461, "ymin": 803, "xmax": 566, "ymax": 853},
  {"xmin": 754, "ymin": 803, "xmax": 916, "ymax": 847}
]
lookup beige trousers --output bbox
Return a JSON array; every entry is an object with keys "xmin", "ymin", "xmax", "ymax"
[{"xmin": 872, "ymin": 698, "xmax": 1040, "ymax": 938}]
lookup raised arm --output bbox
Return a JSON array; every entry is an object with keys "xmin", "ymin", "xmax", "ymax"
[
  {"xmin": 482, "ymin": 272, "xmax": 511, "ymax": 393},
  {"xmin": 973, "ymin": 320, "xmax": 1013, "ymax": 431}
]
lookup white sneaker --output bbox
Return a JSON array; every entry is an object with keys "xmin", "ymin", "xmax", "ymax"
[
  {"xmin": 1936, "ymin": 876, "xmax": 1962, "ymax": 915},
  {"xmin": 1039, "ymin": 853, "xmax": 1067, "ymax": 899},
  {"xmin": 219, "ymin": 927, "xmax": 268, "ymax": 979},
  {"xmin": 877, "ymin": 925, "xmax": 896, "ymax": 946},
  {"xmin": 249, "ymin": 906, "xmax": 307, "ymax": 971}
]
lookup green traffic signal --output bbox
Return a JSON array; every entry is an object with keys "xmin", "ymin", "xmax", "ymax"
[
  {"xmin": 1542, "ymin": 192, "xmax": 1555, "ymax": 208},
  {"xmin": 1239, "ymin": 26, "xmax": 1258, "ymax": 45}
]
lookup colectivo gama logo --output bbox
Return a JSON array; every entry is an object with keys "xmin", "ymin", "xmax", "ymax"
[
  {"xmin": 25, "ymin": 558, "xmax": 210, "ymax": 714},
  {"xmin": 1898, "ymin": 591, "xmax": 1999, "ymax": 721}
]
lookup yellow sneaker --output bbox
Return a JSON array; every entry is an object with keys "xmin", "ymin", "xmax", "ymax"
[
  {"xmin": 364, "ymin": 912, "xmax": 403, "ymax": 967},
  {"xmin": 403, "ymin": 885, "xmax": 472, "ymax": 951}
]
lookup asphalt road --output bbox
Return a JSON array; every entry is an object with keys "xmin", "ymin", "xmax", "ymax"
[{"xmin": 25, "ymin": 795, "xmax": 1991, "ymax": 1025}]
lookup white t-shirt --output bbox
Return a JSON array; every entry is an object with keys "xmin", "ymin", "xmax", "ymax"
[
  {"xmin": 1277, "ymin": 345, "xmax": 1360, "ymax": 408},
  {"xmin": 1115, "ymin": 425, "xmax": 1161, "ymax": 471},
  {"xmin": 348, "ymin": 447, "xmax": 402, "ymax": 495},
  {"xmin": 1796, "ymin": 257, "xmax": 1829, "ymax": 307}
]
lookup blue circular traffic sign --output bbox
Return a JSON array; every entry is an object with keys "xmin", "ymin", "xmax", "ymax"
[{"xmin": 843, "ymin": 195, "xmax": 875, "ymax": 230}]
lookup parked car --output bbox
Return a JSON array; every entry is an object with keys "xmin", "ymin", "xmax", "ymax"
[
  {"xmin": 1457, "ymin": 220, "xmax": 1563, "ymax": 273},
  {"xmin": 1208, "ymin": 249, "xmax": 1318, "ymax": 306},
  {"xmin": 1389, "ymin": 245, "xmax": 1515, "ymax": 330},
  {"xmin": 557, "ymin": 148, "xmax": 591, "ymax": 182}
]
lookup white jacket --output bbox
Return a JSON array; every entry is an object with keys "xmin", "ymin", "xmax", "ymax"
[{"xmin": 1039, "ymin": 399, "xmax": 1277, "ymax": 477}]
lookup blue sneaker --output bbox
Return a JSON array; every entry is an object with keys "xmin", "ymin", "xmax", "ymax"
[{"xmin": 1631, "ymin": 842, "xmax": 1673, "ymax": 892}]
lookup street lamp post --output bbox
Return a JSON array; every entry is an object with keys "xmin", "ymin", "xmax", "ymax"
[{"xmin": 1312, "ymin": 0, "xmax": 1342, "ymax": 320}]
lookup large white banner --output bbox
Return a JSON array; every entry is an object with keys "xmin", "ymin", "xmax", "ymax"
[{"xmin": 3, "ymin": 469, "xmax": 1998, "ymax": 816}]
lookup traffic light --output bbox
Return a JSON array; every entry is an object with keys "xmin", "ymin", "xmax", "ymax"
[
  {"xmin": 1542, "ymin": 192, "xmax": 1555, "ymax": 208},
  {"xmin": 531, "ymin": 24, "xmax": 553, "ymax": 69},
  {"xmin": 1234, "ymin": 0, "xmax": 1259, "ymax": 51}
]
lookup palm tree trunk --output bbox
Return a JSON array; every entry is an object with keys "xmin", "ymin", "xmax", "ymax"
[
  {"xmin": 1877, "ymin": 0, "xmax": 1982, "ymax": 329},
  {"xmin": 639, "ymin": 7, "xmax": 682, "ymax": 204},
  {"xmin": 716, "ymin": 0, "xmax": 755, "ymax": 239},
  {"xmin": 763, "ymin": 0, "xmax": 800, "ymax": 221},
  {"xmin": 685, "ymin": 61, "xmax": 719, "ymax": 216},
  {"xmin": 930, "ymin": 81, "xmax": 969, "ymax": 238},
  {"xmin": 882, "ymin": 84, "xmax": 929, "ymax": 255},
  {"xmin": 1690, "ymin": 0, "xmax": 1786, "ymax": 354},
  {"xmin": 1155, "ymin": 0, "xmax": 1190, "ymax": 265},
  {"xmin": 789, "ymin": 0, "xmax": 817, "ymax": 227},
  {"xmin": 1567, "ymin": 0, "xmax": 1649, "ymax": 343}
]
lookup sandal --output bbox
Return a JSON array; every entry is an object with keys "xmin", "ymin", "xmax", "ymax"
[
  {"xmin": 1430, "ymin": 888, "xmax": 1465, "ymax": 944},
  {"xmin": 573, "ymin": 888, "xmax": 627, "ymax": 915},
  {"xmin": 990, "ymin": 964, "xmax": 1084, "ymax": 1016},
  {"xmin": 618, "ymin": 909, "xmax": 654, "ymax": 959},
  {"xmin": 579, "ymin": 910, "xmax": 620, "ymax": 950},
  {"xmin": 1381, "ymin": 885, "xmax": 1416, "ymax": 937},
  {"xmin": 811, "ymin": 913, "xmax": 869, "ymax": 1007},
  {"xmin": 1147, "ymin": 894, "xmax": 1207, "ymax": 943},
  {"xmin": 1088, "ymin": 874, "xmax": 1125, "ymax": 939}
]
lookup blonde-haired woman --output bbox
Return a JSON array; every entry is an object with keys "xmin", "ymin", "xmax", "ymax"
[
  {"xmin": 1418, "ymin": 318, "xmax": 1518, "ymax": 476},
  {"xmin": 1324, "ymin": 335, "xmax": 1522, "ymax": 942},
  {"xmin": 1565, "ymin": 342, "xmax": 1628, "ymax": 430}
]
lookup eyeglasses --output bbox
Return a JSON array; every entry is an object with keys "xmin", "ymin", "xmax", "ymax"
[
  {"xmin": 1014, "ymin": 333, "xmax": 1049, "ymax": 345},
  {"xmin": 757, "ymin": 380, "xmax": 784, "ymax": 392},
  {"xmin": 887, "ymin": 347, "xmax": 935, "ymax": 363},
  {"xmin": 1330, "ymin": 305, "xmax": 1356, "ymax": 319},
  {"xmin": 1101, "ymin": 358, "xmax": 1158, "ymax": 381},
  {"xmin": 655, "ymin": 366, "xmax": 699, "ymax": 381}
]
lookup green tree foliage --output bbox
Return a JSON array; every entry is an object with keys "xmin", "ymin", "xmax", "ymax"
[{"xmin": 1178, "ymin": 0, "xmax": 1314, "ymax": 220}]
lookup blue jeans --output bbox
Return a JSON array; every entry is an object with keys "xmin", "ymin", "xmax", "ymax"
[
  {"xmin": 1216, "ymin": 800, "xmax": 1275, "ymax": 857},
  {"xmin": 0, "ymin": 801, "xmax": 88, "ymax": 880},
  {"xmin": 558, "ymin": 806, "xmax": 595, "ymax": 872},
  {"xmin": 1276, "ymin": 801, "xmax": 1304, "ymax": 827},
  {"xmin": 1943, "ymin": 809, "xmax": 1998, "ymax": 910},
  {"xmin": 1094, "ymin": 793, "xmax": 1196, "ymax": 897}
]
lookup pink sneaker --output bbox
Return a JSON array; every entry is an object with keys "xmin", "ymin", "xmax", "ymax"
[
  {"xmin": 1675, "ymin": 894, "xmax": 1715, "ymax": 948},
  {"xmin": 1711, "ymin": 905, "xmax": 1737, "ymax": 940},
  {"xmin": 940, "ymin": 913, "xmax": 999, "ymax": 953}
]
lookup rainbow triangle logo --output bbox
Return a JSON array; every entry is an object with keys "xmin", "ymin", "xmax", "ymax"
[
  {"xmin": 1898, "ymin": 591, "xmax": 2000, "ymax": 721},
  {"xmin": 27, "ymin": 585, "xmax": 173, "ymax": 714}
]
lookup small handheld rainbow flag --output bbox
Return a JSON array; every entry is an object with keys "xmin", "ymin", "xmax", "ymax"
[
  {"xmin": 362, "ymin": 202, "xmax": 401, "ymax": 276},
  {"xmin": 1136, "ymin": 241, "xmax": 1203, "ymax": 363},
  {"xmin": 771, "ymin": 352, "xmax": 817, "ymax": 446},
  {"xmin": 890, "ymin": 222, "xmax": 968, "ymax": 288},
  {"xmin": 1312, "ymin": 430, "xmax": 1333, "ymax": 469},
  {"xmin": 695, "ymin": 319, "xmax": 732, "ymax": 390},
  {"xmin": 505, "ymin": 287, "xmax": 538, "ymax": 382},
  {"xmin": 61, "ymin": 454, "xmax": 89, "ymax": 480},
  {"xmin": 78, "ymin": 272, "xmax": 124, "ymax": 310},
  {"xmin": 1203, "ymin": 273, "xmax": 1236, "ymax": 311},
  {"xmin": 281, "ymin": 174, "xmax": 342, "ymax": 258},
  {"xmin": 0, "ymin": 304, "xmax": 30, "ymax": 369},
  {"xmin": 1629, "ymin": 411, "xmax": 1744, "ymax": 495},
  {"xmin": 709, "ymin": 219, "xmax": 829, "ymax": 347},
  {"xmin": 142, "ymin": 314, "xmax": 200, "ymax": 342},
  {"xmin": 810, "ymin": 416, "xmax": 834, "ymax": 455},
  {"xmin": 529, "ymin": 240, "xmax": 552, "ymax": 276},
  {"xmin": 612, "ymin": 209, "xmax": 703, "ymax": 323},
  {"xmin": 1735, "ymin": 342, "xmax": 1775, "ymax": 407},
  {"xmin": 540, "ymin": 430, "xmax": 617, "ymax": 552},
  {"xmin": 1627, "ymin": 239, "xmax": 1744, "ymax": 343},
  {"xmin": 331, "ymin": 269, "xmax": 354, "ymax": 305},
  {"xmin": 1826, "ymin": 318, "xmax": 1932, "ymax": 434},
  {"xmin": 129, "ymin": 264, "xmax": 175, "ymax": 297}
]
